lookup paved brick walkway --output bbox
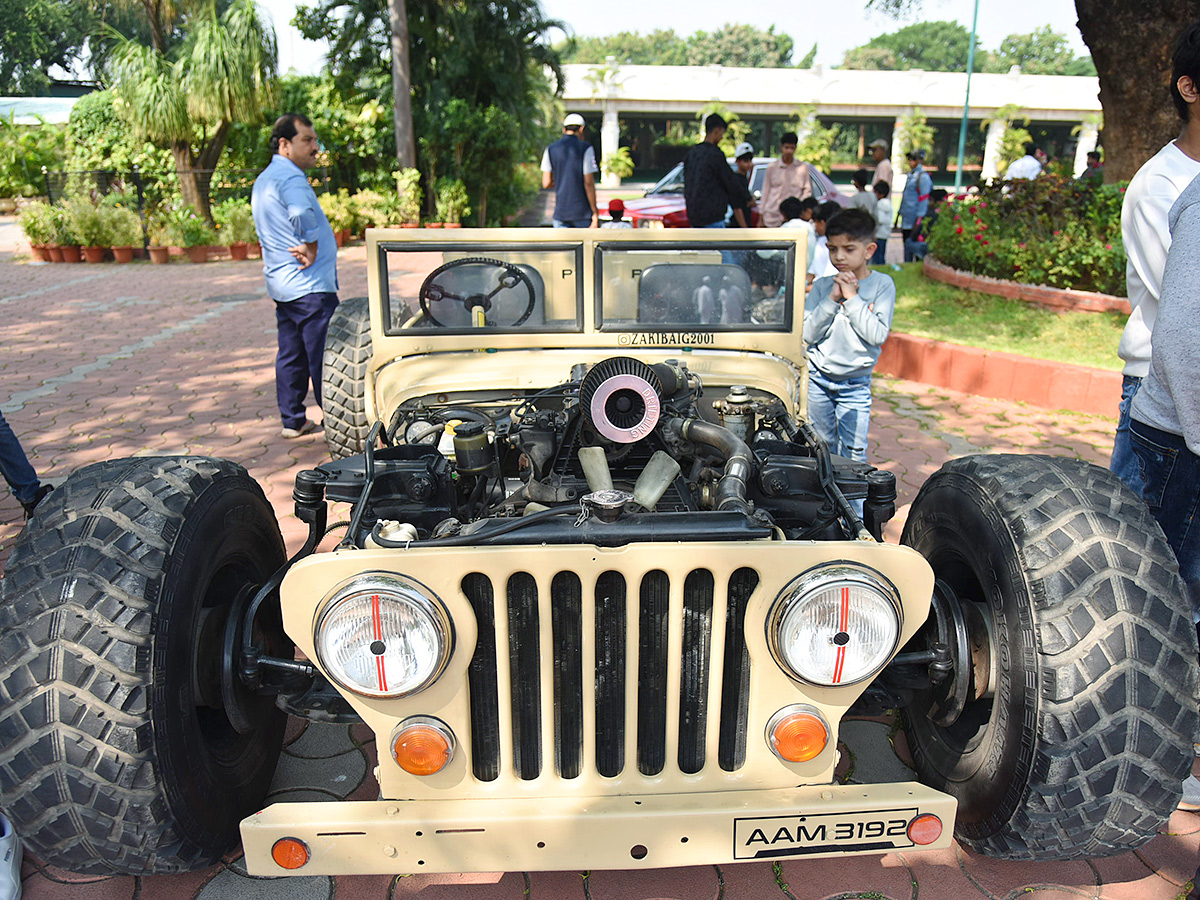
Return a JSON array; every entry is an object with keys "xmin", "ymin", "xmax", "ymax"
[{"xmin": 2, "ymin": 242, "xmax": 1197, "ymax": 900}]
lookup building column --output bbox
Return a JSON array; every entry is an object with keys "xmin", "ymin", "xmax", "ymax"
[
  {"xmin": 600, "ymin": 106, "xmax": 621, "ymax": 187},
  {"xmin": 1073, "ymin": 121, "xmax": 1099, "ymax": 177},
  {"xmin": 981, "ymin": 118, "xmax": 1006, "ymax": 181},
  {"xmin": 891, "ymin": 115, "xmax": 906, "ymax": 201}
]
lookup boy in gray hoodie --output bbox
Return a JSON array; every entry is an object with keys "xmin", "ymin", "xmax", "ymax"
[{"xmin": 802, "ymin": 208, "xmax": 895, "ymax": 462}]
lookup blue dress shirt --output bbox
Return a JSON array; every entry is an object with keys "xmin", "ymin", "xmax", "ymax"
[{"xmin": 250, "ymin": 154, "xmax": 338, "ymax": 302}]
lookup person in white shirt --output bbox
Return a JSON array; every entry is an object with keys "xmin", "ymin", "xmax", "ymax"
[
  {"xmin": 779, "ymin": 196, "xmax": 818, "ymax": 286},
  {"xmin": 847, "ymin": 169, "xmax": 877, "ymax": 216},
  {"xmin": 1005, "ymin": 143, "xmax": 1043, "ymax": 180},
  {"xmin": 1112, "ymin": 22, "xmax": 1200, "ymax": 499},
  {"xmin": 868, "ymin": 138, "xmax": 893, "ymax": 191},
  {"xmin": 809, "ymin": 200, "xmax": 840, "ymax": 281},
  {"xmin": 600, "ymin": 198, "xmax": 633, "ymax": 229},
  {"xmin": 871, "ymin": 181, "xmax": 893, "ymax": 265}
]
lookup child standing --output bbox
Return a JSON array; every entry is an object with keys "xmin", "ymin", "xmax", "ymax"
[
  {"xmin": 803, "ymin": 208, "xmax": 895, "ymax": 462},
  {"xmin": 871, "ymin": 181, "xmax": 892, "ymax": 265},
  {"xmin": 809, "ymin": 200, "xmax": 841, "ymax": 280},
  {"xmin": 601, "ymin": 198, "xmax": 633, "ymax": 228}
]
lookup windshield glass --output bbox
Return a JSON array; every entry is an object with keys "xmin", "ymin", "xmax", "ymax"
[
  {"xmin": 381, "ymin": 243, "xmax": 584, "ymax": 334},
  {"xmin": 646, "ymin": 163, "xmax": 686, "ymax": 195},
  {"xmin": 596, "ymin": 242, "xmax": 795, "ymax": 330}
]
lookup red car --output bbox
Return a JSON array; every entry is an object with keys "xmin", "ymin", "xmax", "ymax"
[{"xmin": 622, "ymin": 157, "xmax": 847, "ymax": 228}]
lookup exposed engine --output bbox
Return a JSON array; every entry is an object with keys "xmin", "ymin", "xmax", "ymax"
[{"xmin": 316, "ymin": 356, "xmax": 897, "ymax": 548}]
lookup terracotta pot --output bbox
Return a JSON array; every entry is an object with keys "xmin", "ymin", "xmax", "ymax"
[
  {"xmin": 112, "ymin": 246, "xmax": 134, "ymax": 264},
  {"xmin": 46, "ymin": 245, "xmax": 64, "ymax": 262},
  {"xmin": 30, "ymin": 245, "xmax": 49, "ymax": 262},
  {"xmin": 443, "ymin": 223, "xmax": 462, "ymax": 229},
  {"xmin": 60, "ymin": 245, "xmax": 82, "ymax": 263},
  {"xmin": 250, "ymin": 242, "xmax": 262, "ymax": 257},
  {"xmin": 340, "ymin": 228, "xmax": 352, "ymax": 243},
  {"xmin": 425, "ymin": 222, "xmax": 444, "ymax": 228},
  {"xmin": 334, "ymin": 230, "xmax": 346, "ymax": 247},
  {"xmin": 184, "ymin": 245, "xmax": 208, "ymax": 263},
  {"xmin": 83, "ymin": 246, "xmax": 107, "ymax": 263},
  {"xmin": 148, "ymin": 245, "xmax": 170, "ymax": 264},
  {"xmin": 400, "ymin": 223, "xmax": 419, "ymax": 229},
  {"xmin": 229, "ymin": 241, "xmax": 249, "ymax": 261}
]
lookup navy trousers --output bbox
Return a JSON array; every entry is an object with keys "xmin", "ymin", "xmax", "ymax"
[
  {"xmin": 0, "ymin": 409, "xmax": 39, "ymax": 506},
  {"xmin": 274, "ymin": 292, "xmax": 339, "ymax": 429}
]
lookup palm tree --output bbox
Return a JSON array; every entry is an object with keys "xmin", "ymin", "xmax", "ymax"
[
  {"xmin": 387, "ymin": 0, "xmax": 415, "ymax": 168},
  {"xmin": 109, "ymin": 0, "xmax": 277, "ymax": 218}
]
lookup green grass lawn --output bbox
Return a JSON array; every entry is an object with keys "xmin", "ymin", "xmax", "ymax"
[{"xmin": 878, "ymin": 262, "xmax": 1127, "ymax": 372}]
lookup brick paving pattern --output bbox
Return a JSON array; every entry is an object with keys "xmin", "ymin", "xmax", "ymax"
[{"xmin": 1, "ymin": 233, "xmax": 1197, "ymax": 900}]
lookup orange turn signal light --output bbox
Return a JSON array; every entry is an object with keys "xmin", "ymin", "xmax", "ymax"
[
  {"xmin": 392, "ymin": 717, "xmax": 456, "ymax": 775},
  {"xmin": 768, "ymin": 707, "xmax": 829, "ymax": 762},
  {"xmin": 271, "ymin": 837, "xmax": 310, "ymax": 870},
  {"xmin": 908, "ymin": 813, "xmax": 943, "ymax": 845}
]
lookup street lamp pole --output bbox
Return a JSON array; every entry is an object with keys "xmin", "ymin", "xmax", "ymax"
[{"xmin": 954, "ymin": 0, "xmax": 981, "ymax": 193}]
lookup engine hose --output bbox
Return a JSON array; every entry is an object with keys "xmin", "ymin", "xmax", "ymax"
[
  {"xmin": 671, "ymin": 417, "xmax": 753, "ymax": 514},
  {"xmin": 370, "ymin": 505, "xmax": 583, "ymax": 548}
]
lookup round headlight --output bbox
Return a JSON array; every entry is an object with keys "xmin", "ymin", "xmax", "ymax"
[
  {"xmin": 315, "ymin": 574, "xmax": 452, "ymax": 699},
  {"xmin": 768, "ymin": 565, "xmax": 901, "ymax": 686}
]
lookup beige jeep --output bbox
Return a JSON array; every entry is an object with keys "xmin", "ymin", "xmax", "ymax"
[{"xmin": 1, "ymin": 228, "xmax": 1195, "ymax": 879}]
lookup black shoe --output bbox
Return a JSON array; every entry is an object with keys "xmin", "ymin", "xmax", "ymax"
[{"xmin": 21, "ymin": 483, "xmax": 53, "ymax": 519}]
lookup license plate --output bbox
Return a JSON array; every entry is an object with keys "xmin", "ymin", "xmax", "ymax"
[{"xmin": 733, "ymin": 807, "xmax": 920, "ymax": 859}]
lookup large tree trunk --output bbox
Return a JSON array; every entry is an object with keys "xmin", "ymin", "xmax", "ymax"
[
  {"xmin": 172, "ymin": 142, "xmax": 204, "ymax": 216},
  {"xmin": 1075, "ymin": 0, "xmax": 1200, "ymax": 181},
  {"xmin": 387, "ymin": 0, "xmax": 416, "ymax": 169}
]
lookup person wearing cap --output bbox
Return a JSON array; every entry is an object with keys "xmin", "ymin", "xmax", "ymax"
[
  {"xmin": 759, "ymin": 131, "xmax": 812, "ymax": 227},
  {"xmin": 601, "ymin": 198, "xmax": 633, "ymax": 229},
  {"xmin": 898, "ymin": 148, "xmax": 932, "ymax": 262},
  {"xmin": 728, "ymin": 141, "xmax": 757, "ymax": 227},
  {"xmin": 868, "ymin": 138, "xmax": 892, "ymax": 191},
  {"xmin": 541, "ymin": 114, "xmax": 599, "ymax": 228}
]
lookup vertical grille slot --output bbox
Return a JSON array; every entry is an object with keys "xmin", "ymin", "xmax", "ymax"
[
  {"xmin": 551, "ymin": 572, "xmax": 584, "ymax": 779},
  {"xmin": 462, "ymin": 573, "xmax": 500, "ymax": 781},
  {"xmin": 508, "ymin": 572, "xmax": 542, "ymax": 780},
  {"xmin": 637, "ymin": 570, "xmax": 670, "ymax": 776},
  {"xmin": 678, "ymin": 569, "xmax": 715, "ymax": 774},
  {"xmin": 594, "ymin": 571, "xmax": 627, "ymax": 777},
  {"xmin": 719, "ymin": 567, "xmax": 759, "ymax": 771}
]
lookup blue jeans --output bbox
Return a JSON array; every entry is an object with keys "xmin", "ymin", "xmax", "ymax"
[
  {"xmin": 700, "ymin": 221, "xmax": 727, "ymax": 228},
  {"xmin": 0, "ymin": 409, "xmax": 40, "ymax": 506},
  {"xmin": 553, "ymin": 218, "xmax": 593, "ymax": 228},
  {"xmin": 275, "ymin": 292, "xmax": 339, "ymax": 429},
  {"xmin": 1111, "ymin": 374, "xmax": 1143, "ymax": 494},
  {"xmin": 1130, "ymin": 418, "xmax": 1200, "ymax": 621},
  {"xmin": 871, "ymin": 240, "xmax": 887, "ymax": 265},
  {"xmin": 807, "ymin": 368, "xmax": 873, "ymax": 463}
]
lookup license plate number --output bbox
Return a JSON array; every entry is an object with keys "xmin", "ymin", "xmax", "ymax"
[{"xmin": 733, "ymin": 807, "xmax": 919, "ymax": 859}]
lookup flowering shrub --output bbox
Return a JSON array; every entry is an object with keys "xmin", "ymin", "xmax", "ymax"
[{"xmin": 926, "ymin": 174, "xmax": 1126, "ymax": 296}]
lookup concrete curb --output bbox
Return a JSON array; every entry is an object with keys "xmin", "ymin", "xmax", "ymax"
[
  {"xmin": 923, "ymin": 256, "xmax": 1131, "ymax": 315},
  {"xmin": 876, "ymin": 331, "xmax": 1121, "ymax": 417}
]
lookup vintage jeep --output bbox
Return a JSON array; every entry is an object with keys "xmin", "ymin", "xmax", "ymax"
[{"xmin": 1, "ymin": 229, "xmax": 1196, "ymax": 878}]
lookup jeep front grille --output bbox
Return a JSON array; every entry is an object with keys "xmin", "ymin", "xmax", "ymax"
[{"xmin": 461, "ymin": 567, "xmax": 760, "ymax": 782}]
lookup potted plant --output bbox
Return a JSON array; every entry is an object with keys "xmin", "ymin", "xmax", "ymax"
[
  {"xmin": 146, "ymin": 211, "xmax": 171, "ymax": 264},
  {"xmin": 109, "ymin": 208, "xmax": 143, "ymax": 263},
  {"xmin": 318, "ymin": 189, "xmax": 355, "ymax": 245},
  {"xmin": 53, "ymin": 204, "xmax": 82, "ymax": 262},
  {"xmin": 165, "ymin": 205, "xmax": 217, "ymax": 262},
  {"xmin": 213, "ymin": 199, "xmax": 255, "ymax": 260},
  {"xmin": 434, "ymin": 178, "xmax": 471, "ymax": 228},
  {"xmin": 18, "ymin": 201, "xmax": 55, "ymax": 261},
  {"xmin": 350, "ymin": 189, "xmax": 390, "ymax": 234},
  {"xmin": 395, "ymin": 168, "xmax": 422, "ymax": 227},
  {"xmin": 68, "ymin": 198, "xmax": 111, "ymax": 263}
]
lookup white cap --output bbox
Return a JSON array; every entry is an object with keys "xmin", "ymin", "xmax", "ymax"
[
  {"xmin": 563, "ymin": 113, "xmax": 585, "ymax": 128},
  {"xmin": 735, "ymin": 142, "xmax": 754, "ymax": 159}
]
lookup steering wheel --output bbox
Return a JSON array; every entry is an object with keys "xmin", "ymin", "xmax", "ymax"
[{"xmin": 417, "ymin": 257, "xmax": 537, "ymax": 328}]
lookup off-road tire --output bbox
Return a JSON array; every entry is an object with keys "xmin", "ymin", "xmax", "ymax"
[
  {"xmin": 901, "ymin": 454, "xmax": 1199, "ymax": 860},
  {"xmin": 322, "ymin": 295, "xmax": 371, "ymax": 458},
  {"xmin": 0, "ymin": 456, "xmax": 287, "ymax": 875}
]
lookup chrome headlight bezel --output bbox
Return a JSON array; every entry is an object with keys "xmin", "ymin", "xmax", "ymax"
[
  {"xmin": 314, "ymin": 573, "xmax": 453, "ymax": 700},
  {"xmin": 767, "ymin": 564, "xmax": 903, "ymax": 687}
]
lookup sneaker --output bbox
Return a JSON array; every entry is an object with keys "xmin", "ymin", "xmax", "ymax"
[
  {"xmin": 0, "ymin": 812, "xmax": 21, "ymax": 900},
  {"xmin": 1180, "ymin": 774, "xmax": 1200, "ymax": 812},
  {"xmin": 19, "ymin": 484, "xmax": 52, "ymax": 520},
  {"xmin": 280, "ymin": 420, "xmax": 320, "ymax": 439}
]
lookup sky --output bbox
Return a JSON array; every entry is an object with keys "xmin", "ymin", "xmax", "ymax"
[{"xmin": 259, "ymin": 0, "xmax": 1090, "ymax": 77}]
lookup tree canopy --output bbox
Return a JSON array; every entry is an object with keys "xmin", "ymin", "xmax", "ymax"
[
  {"xmin": 560, "ymin": 23, "xmax": 796, "ymax": 68},
  {"xmin": 0, "ymin": 0, "xmax": 94, "ymax": 93}
]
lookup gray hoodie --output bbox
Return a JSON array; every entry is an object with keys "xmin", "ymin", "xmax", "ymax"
[{"xmin": 1131, "ymin": 172, "xmax": 1200, "ymax": 454}]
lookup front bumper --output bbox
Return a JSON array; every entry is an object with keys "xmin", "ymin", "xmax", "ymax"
[{"xmin": 241, "ymin": 782, "xmax": 956, "ymax": 875}]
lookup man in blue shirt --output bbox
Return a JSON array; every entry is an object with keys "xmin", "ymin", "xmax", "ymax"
[{"xmin": 251, "ymin": 113, "xmax": 339, "ymax": 438}]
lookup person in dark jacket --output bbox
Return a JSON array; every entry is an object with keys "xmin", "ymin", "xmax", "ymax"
[
  {"xmin": 683, "ymin": 113, "xmax": 752, "ymax": 228},
  {"xmin": 541, "ymin": 113, "xmax": 599, "ymax": 228}
]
